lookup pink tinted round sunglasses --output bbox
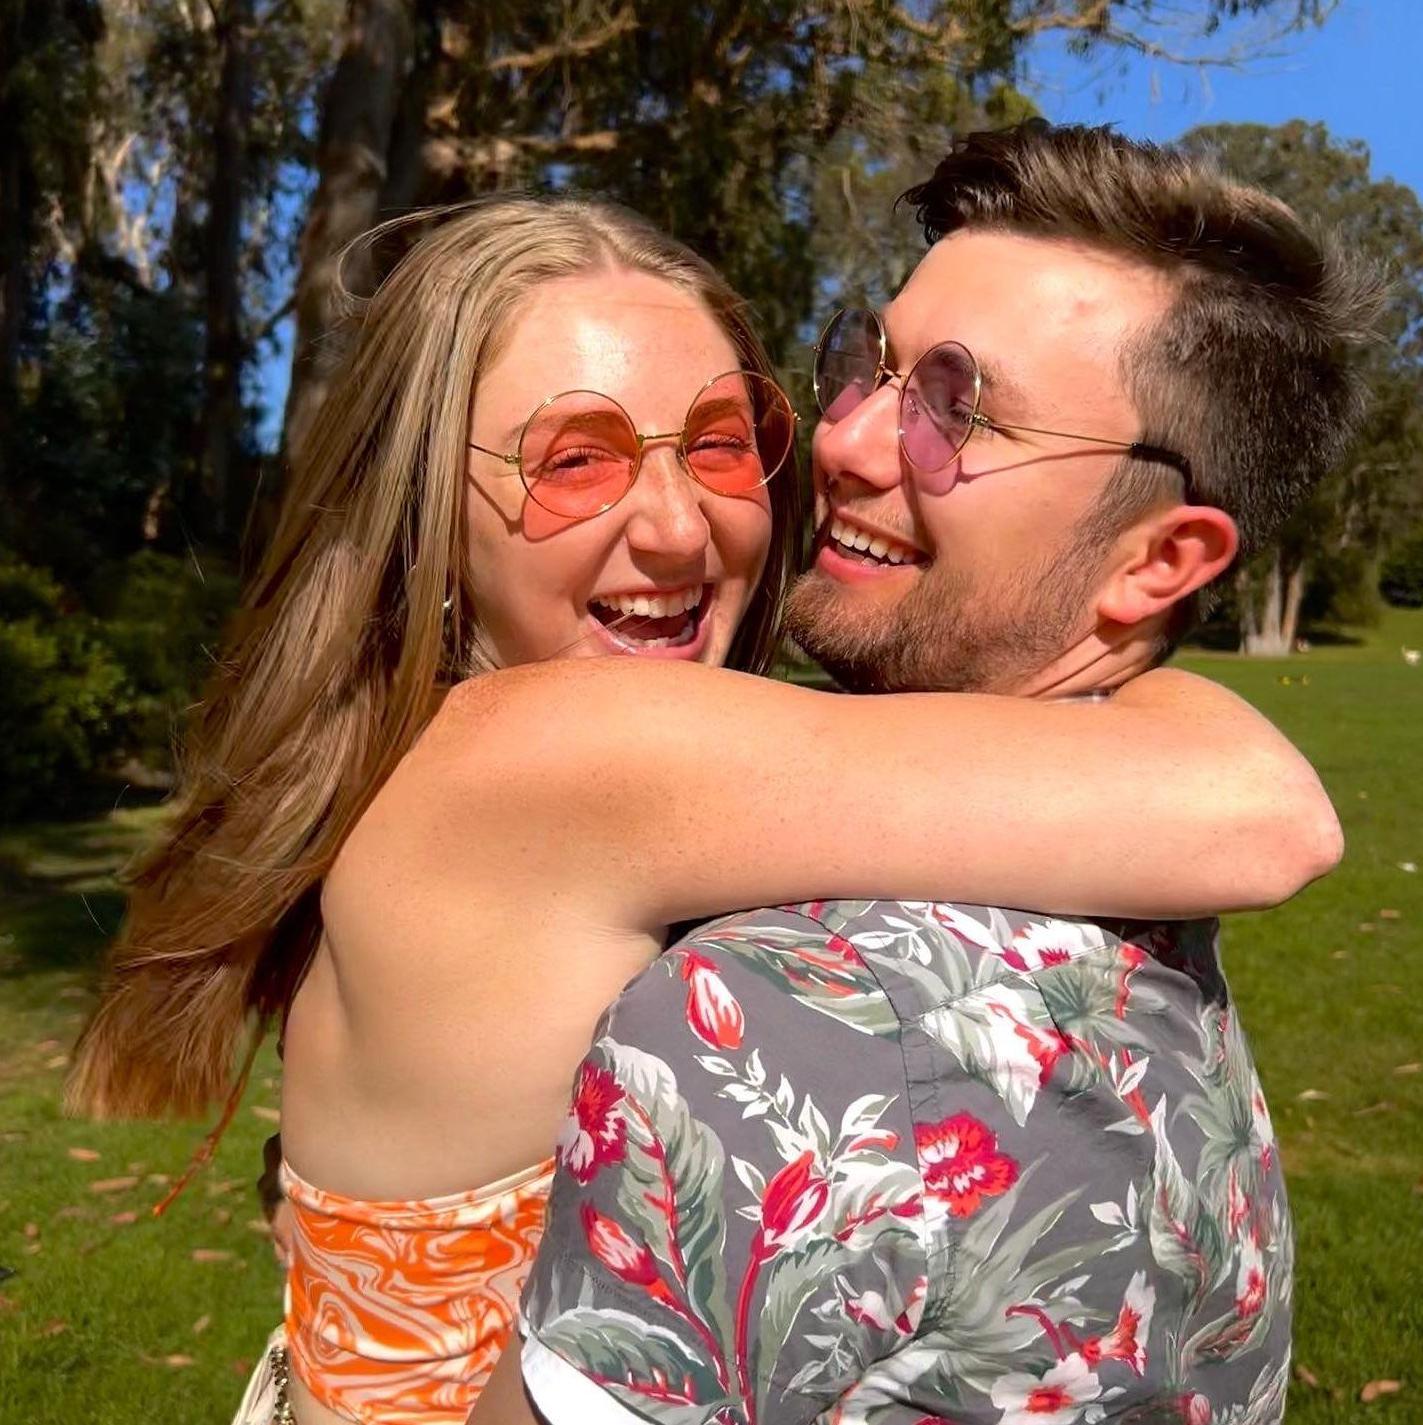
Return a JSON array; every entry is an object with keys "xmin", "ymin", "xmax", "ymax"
[{"xmin": 812, "ymin": 307, "xmax": 1192, "ymax": 496}]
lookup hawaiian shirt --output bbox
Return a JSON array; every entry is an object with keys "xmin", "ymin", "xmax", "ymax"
[{"xmin": 519, "ymin": 900, "xmax": 1292, "ymax": 1425}]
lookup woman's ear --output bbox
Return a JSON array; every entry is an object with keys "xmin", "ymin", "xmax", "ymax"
[{"xmin": 1097, "ymin": 505, "xmax": 1239, "ymax": 629}]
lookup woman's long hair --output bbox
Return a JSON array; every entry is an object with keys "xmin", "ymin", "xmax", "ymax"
[{"xmin": 67, "ymin": 197, "xmax": 802, "ymax": 1119}]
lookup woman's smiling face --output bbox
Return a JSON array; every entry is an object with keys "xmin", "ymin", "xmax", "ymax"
[{"xmin": 464, "ymin": 268, "xmax": 775, "ymax": 668}]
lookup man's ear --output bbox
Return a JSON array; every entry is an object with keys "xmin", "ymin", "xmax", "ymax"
[{"xmin": 1096, "ymin": 505, "xmax": 1239, "ymax": 629}]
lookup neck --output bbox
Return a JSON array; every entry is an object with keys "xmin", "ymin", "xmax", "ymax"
[{"xmin": 1002, "ymin": 618, "xmax": 1167, "ymax": 700}]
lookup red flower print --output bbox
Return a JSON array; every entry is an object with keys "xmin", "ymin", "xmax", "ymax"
[
  {"xmin": 984, "ymin": 1000, "xmax": 1072, "ymax": 1088},
  {"xmin": 1081, "ymin": 1270, "xmax": 1154, "ymax": 1376},
  {"xmin": 680, "ymin": 951, "xmax": 745, "ymax": 1049},
  {"xmin": 1234, "ymin": 1234, "xmax": 1266, "ymax": 1318},
  {"xmin": 915, "ymin": 1113, "xmax": 1019, "ymax": 1219},
  {"xmin": 1251, "ymin": 1088, "xmax": 1276, "ymax": 1171},
  {"xmin": 580, "ymin": 1203, "xmax": 672, "ymax": 1302},
  {"xmin": 758, "ymin": 1149, "xmax": 830, "ymax": 1256},
  {"xmin": 846, "ymin": 1128, "xmax": 899, "ymax": 1154},
  {"xmin": 990, "ymin": 1355, "xmax": 1101, "ymax": 1425},
  {"xmin": 732, "ymin": 1148, "xmax": 832, "ymax": 1411},
  {"xmin": 1226, "ymin": 1165, "xmax": 1250, "ymax": 1239},
  {"xmin": 556, "ymin": 1063, "xmax": 627, "ymax": 1184},
  {"xmin": 1178, "ymin": 1394, "xmax": 1212, "ymax": 1425},
  {"xmin": 1114, "ymin": 943, "xmax": 1148, "ymax": 1019}
]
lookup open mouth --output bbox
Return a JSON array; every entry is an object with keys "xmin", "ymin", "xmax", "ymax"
[
  {"xmin": 825, "ymin": 515, "xmax": 926, "ymax": 569},
  {"xmin": 588, "ymin": 585, "xmax": 709, "ymax": 649}
]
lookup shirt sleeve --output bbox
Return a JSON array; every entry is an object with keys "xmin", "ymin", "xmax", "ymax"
[{"xmin": 518, "ymin": 909, "xmax": 929, "ymax": 1425}]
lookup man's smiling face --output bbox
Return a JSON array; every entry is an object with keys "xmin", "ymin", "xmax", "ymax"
[{"xmin": 786, "ymin": 227, "xmax": 1177, "ymax": 693}]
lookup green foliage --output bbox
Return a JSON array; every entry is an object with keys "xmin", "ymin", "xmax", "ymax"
[
  {"xmin": 0, "ymin": 556, "xmax": 131, "ymax": 818},
  {"xmin": 92, "ymin": 549, "xmax": 238, "ymax": 757},
  {"xmin": 5, "ymin": 270, "xmax": 205, "ymax": 583},
  {"xmin": 0, "ymin": 548, "xmax": 236, "ymax": 817},
  {"xmin": 1380, "ymin": 529, "xmax": 1423, "ymax": 607},
  {"xmin": 1179, "ymin": 121, "xmax": 1423, "ymax": 642}
]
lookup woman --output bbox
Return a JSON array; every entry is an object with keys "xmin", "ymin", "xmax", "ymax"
[{"xmin": 69, "ymin": 198, "xmax": 1336, "ymax": 1425}]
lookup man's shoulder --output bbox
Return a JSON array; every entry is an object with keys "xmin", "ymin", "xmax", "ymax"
[{"xmin": 677, "ymin": 900, "xmax": 1220, "ymax": 1026}]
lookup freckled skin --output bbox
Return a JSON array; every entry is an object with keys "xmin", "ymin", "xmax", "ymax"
[{"xmin": 464, "ymin": 270, "xmax": 773, "ymax": 668}]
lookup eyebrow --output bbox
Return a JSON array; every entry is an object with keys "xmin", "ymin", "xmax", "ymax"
[
  {"xmin": 882, "ymin": 310, "xmax": 1032, "ymax": 420},
  {"xmin": 974, "ymin": 358, "xmax": 1032, "ymax": 418},
  {"xmin": 687, "ymin": 394, "xmax": 752, "ymax": 423},
  {"xmin": 497, "ymin": 405, "xmax": 624, "ymax": 448}
]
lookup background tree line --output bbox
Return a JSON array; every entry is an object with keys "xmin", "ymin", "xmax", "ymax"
[{"xmin": 1, "ymin": 0, "xmax": 1418, "ymax": 816}]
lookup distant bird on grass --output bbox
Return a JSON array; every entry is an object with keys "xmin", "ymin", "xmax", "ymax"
[{"xmin": 1403, "ymin": 647, "xmax": 1421, "ymax": 666}]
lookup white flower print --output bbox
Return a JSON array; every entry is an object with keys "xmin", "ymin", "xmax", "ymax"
[{"xmin": 990, "ymin": 1353, "xmax": 1103, "ymax": 1425}]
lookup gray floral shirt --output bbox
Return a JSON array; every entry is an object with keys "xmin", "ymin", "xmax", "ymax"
[{"xmin": 519, "ymin": 901, "xmax": 1292, "ymax": 1425}]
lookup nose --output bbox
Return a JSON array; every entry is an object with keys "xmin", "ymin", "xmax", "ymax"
[
  {"xmin": 814, "ymin": 378, "xmax": 906, "ymax": 496},
  {"xmin": 621, "ymin": 441, "xmax": 713, "ymax": 563}
]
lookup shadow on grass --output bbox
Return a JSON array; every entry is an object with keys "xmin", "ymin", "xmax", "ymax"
[
  {"xmin": 0, "ymin": 791, "xmax": 167, "ymax": 981},
  {"xmin": 0, "ymin": 885, "xmax": 127, "ymax": 979},
  {"xmin": 1182, "ymin": 622, "xmax": 1368, "ymax": 652}
]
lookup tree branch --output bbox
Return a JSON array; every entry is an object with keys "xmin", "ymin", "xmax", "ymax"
[
  {"xmin": 488, "ymin": 8, "xmax": 637, "ymax": 74},
  {"xmin": 1014, "ymin": 0, "xmax": 1342, "ymax": 70},
  {"xmin": 423, "ymin": 129, "xmax": 620, "ymax": 181},
  {"xmin": 252, "ymin": 291, "xmax": 296, "ymax": 344}
]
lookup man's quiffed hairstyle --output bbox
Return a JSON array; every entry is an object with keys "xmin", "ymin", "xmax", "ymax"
[{"xmin": 902, "ymin": 121, "xmax": 1383, "ymax": 575}]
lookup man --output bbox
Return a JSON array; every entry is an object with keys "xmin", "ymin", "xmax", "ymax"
[{"xmin": 477, "ymin": 123, "xmax": 1377, "ymax": 1424}]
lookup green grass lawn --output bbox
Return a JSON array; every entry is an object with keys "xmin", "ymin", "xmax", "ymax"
[
  {"xmin": 0, "ymin": 805, "xmax": 283, "ymax": 1423},
  {"xmin": 1, "ymin": 610, "xmax": 1420, "ymax": 1423}
]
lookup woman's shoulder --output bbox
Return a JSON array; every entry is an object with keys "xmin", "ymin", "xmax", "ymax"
[{"xmin": 423, "ymin": 659, "xmax": 777, "ymax": 778}]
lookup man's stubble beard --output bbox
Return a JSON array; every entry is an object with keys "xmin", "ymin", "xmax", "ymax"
[{"xmin": 784, "ymin": 538, "xmax": 1102, "ymax": 694}]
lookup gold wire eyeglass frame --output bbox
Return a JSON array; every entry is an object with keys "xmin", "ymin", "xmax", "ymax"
[
  {"xmin": 468, "ymin": 368, "xmax": 799, "ymax": 519},
  {"xmin": 811, "ymin": 308, "xmax": 1193, "ymax": 495}
]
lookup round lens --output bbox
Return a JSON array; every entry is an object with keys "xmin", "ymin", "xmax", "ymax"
[
  {"xmin": 900, "ymin": 341, "xmax": 979, "ymax": 476},
  {"xmin": 684, "ymin": 372, "xmax": 795, "ymax": 495},
  {"xmin": 518, "ymin": 393, "xmax": 638, "ymax": 517},
  {"xmin": 814, "ymin": 309, "xmax": 883, "ymax": 421}
]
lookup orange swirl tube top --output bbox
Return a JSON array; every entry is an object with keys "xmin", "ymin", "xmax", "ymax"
[{"xmin": 281, "ymin": 1157, "xmax": 556, "ymax": 1424}]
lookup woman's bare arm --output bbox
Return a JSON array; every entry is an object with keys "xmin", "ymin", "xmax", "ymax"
[{"xmin": 428, "ymin": 659, "xmax": 1340, "ymax": 926}]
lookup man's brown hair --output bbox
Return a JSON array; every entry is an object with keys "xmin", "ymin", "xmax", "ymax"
[{"xmin": 901, "ymin": 121, "xmax": 1383, "ymax": 626}]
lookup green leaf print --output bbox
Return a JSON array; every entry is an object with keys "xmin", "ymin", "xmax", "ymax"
[
  {"xmin": 536, "ymin": 1306, "xmax": 730, "ymax": 1423},
  {"xmin": 599, "ymin": 1040, "xmax": 735, "ymax": 1353}
]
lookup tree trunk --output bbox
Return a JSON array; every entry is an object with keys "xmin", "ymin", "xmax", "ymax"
[
  {"xmin": 1239, "ymin": 548, "xmax": 1307, "ymax": 656},
  {"xmin": 196, "ymin": 0, "xmax": 255, "ymax": 541},
  {"xmin": 280, "ymin": 0, "xmax": 415, "ymax": 457},
  {"xmin": 1280, "ymin": 559, "xmax": 1307, "ymax": 653}
]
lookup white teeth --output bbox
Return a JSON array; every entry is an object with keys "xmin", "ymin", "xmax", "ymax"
[
  {"xmin": 591, "ymin": 587, "xmax": 705, "ymax": 618},
  {"xmin": 828, "ymin": 517, "xmax": 917, "ymax": 566}
]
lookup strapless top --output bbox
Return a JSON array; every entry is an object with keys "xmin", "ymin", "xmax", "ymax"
[{"xmin": 282, "ymin": 1157, "xmax": 556, "ymax": 1423}]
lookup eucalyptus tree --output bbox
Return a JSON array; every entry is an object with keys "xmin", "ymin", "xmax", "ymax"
[{"xmin": 1182, "ymin": 120, "xmax": 1423, "ymax": 653}]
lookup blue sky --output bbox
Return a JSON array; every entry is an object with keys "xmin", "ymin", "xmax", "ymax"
[
  {"xmin": 1028, "ymin": 0, "xmax": 1418, "ymax": 193},
  {"xmin": 256, "ymin": 0, "xmax": 1417, "ymax": 447}
]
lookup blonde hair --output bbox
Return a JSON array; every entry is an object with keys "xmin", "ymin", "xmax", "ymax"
[{"xmin": 68, "ymin": 197, "xmax": 802, "ymax": 1118}]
